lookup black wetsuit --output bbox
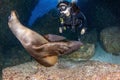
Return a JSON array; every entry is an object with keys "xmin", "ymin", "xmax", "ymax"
[{"xmin": 59, "ymin": 11, "xmax": 87, "ymax": 40}]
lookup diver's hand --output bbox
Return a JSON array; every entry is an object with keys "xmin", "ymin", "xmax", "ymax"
[
  {"xmin": 81, "ymin": 27, "xmax": 87, "ymax": 35},
  {"xmin": 59, "ymin": 27, "xmax": 63, "ymax": 33},
  {"xmin": 59, "ymin": 26, "xmax": 66, "ymax": 33}
]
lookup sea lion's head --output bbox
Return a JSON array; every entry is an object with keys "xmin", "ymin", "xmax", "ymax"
[
  {"xmin": 8, "ymin": 10, "xmax": 20, "ymax": 27},
  {"xmin": 8, "ymin": 11, "xmax": 18, "ymax": 22}
]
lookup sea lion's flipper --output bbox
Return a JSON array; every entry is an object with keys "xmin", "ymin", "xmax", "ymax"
[
  {"xmin": 34, "ymin": 41, "xmax": 83, "ymax": 56},
  {"xmin": 30, "ymin": 41, "xmax": 83, "ymax": 66},
  {"xmin": 44, "ymin": 34, "xmax": 67, "ymax": 42},
  {"xmin": 34, "ymin": 54, "xmax": 58, "ymax": 67}
]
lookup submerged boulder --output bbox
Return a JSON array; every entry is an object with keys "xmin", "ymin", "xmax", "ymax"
[
  {"xmin": 60, "ymin": 43, "xmax": 95, "ymax": 61},
  {"xmin": 100, "ymin": 27, "xmax": 120, "ymax": 55}
]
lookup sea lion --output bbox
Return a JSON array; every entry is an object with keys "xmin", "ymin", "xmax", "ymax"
[{"xmin": 8, "ymin": 10, "xmax": 83, "ymax": 67}]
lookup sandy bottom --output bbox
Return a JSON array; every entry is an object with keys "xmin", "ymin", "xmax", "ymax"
[{"xmin": 91, "ymin": 43, "xmax": 120, "ymax": 64}]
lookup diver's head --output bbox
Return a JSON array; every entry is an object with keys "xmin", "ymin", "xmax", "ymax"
[{"xmin": 57, "ymin": 1, "xmax": 71, "ymax": 16}]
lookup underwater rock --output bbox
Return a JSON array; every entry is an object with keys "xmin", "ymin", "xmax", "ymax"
[
  {"xmin": 60, "ymin": 43, "xmax": 95, "ymax": 61},
  {"xmin": 100, "ymin": 27, "xmax": 120, "ymax": 55},
  {"xmin": 2, "ymin": 60, "xmax": 120, "ymax": 80}
]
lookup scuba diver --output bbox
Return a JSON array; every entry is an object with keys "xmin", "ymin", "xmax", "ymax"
[{"xmin": 57, "ymin": 1, "xmax": 87, "ymax": 41}]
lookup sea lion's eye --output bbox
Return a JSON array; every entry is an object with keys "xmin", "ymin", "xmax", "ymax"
[
  {"xmin": 8, "ymin": 14, "xmax": 13, "ymax": 21},
  {"xmin": 8, "ymin": 15, "xmax": 11, "ymax": 20}
]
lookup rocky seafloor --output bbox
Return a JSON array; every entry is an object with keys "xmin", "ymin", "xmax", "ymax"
[
  {"xmin": 2, "ymin": 42, "xmax": 120, "ymax": 80},
  {"xmin": 2, "ymin": 60, "xmax": 120, "ymax": 80}
]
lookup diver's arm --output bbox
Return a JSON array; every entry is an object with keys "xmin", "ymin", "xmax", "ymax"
[
  {"xmin": 71, "ymin": 13, "xmax": 76, "ymax": 31},
  {"xmin": 59, "ymin": 17, "xmax": 66, "ymax": 33},
  {"xmin": 78, "ymin": 11, "xmax": 87, "ymax": 28},
  {"xmin": 78, "ymin": 12, "xmax": 87, "ymax": 35}
]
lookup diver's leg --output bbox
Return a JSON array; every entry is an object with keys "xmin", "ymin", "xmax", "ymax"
[
  {"xmin": 77, "ymin": 32, "xmax": 81, "ymax": 41},
  {"xmin": 75, "ymin": 26, "xmax": 81, "ymax": 41}
]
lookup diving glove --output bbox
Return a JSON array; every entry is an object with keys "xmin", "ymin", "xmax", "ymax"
[
  {"xmin": 59, "ymin": 26, "xmax": 67, "ymax": 33},
  {"xmin": 59, "ymin": 27, "xmax": 63, "ymax": 33},
  {"xmin": 80, "ymin": 27, "xmax": 87, "ymax": 35}
]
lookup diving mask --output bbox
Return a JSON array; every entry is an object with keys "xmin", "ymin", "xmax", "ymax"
[
  {"xmin": 58, "ymin": 5, "xmax": 68, "ymax": 12},
  {"xmin": 58, "ymin": 6, "xmax": 71, "ymax": 16}
]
